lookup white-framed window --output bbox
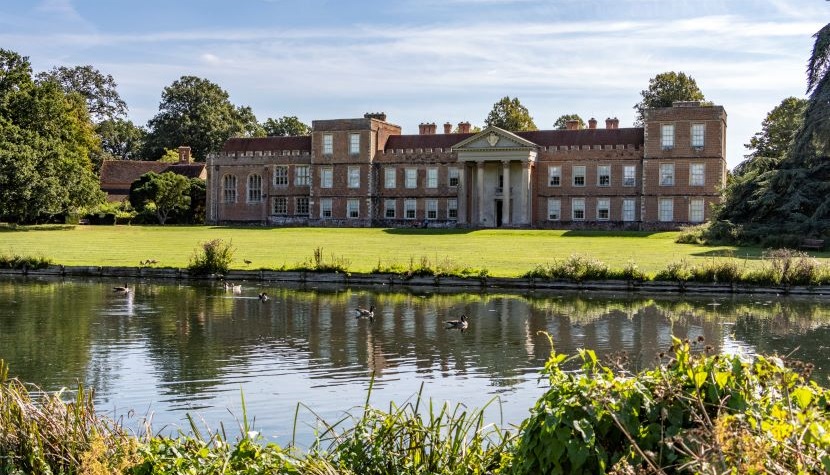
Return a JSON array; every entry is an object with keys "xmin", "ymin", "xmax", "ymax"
[
  {"xmin": 404, "ymin": 199, "xmax": 416, "ymax": 219},
  {"xmin": 547, "ymin": 198, "xmax": 561, "ymax": 221},
  {"xmin": 349, "ymin": 133, "xmax": 360, "ymax": 155},
  {"xmin": 573, "ymin": 166, "xmax": 586, "ymax": 187},
  {"xmin": 689, "ymin": 198, "xmax": 705, "ymax": 223},
  {"xmin": 426, "ymin": 199, "xmax": 438, "ymax": 219},
  {"xmin": 320, "ymin": 198, "xmax": 332, "ymax": 219},
  {"xmin": 384, "ymin": 199, "xmax": 396, "ymax": 219},
  {"xmin": 448, "ymin": 167, "xmax": 459, "ymax": 187},
  {"xmin": 597, "ymin": 198, "xmax": 610, "ymax": 220},
  {"xmin": 659, "ymin": 198, "xmax": 674, "ymax": 222},
  {"xmin": 448, "ymin": 198, "xmax": 458, "ymax": 220},
  {"xmin": 347, "ymin": 199, "xmax": 359, "ymax": 218},
  {"xmin": 691, "ymin": 123, "xmax": 705, "ymax": 148},
  {"xmin": 348, "ymin": 166, "xmax": 360, "ymax": 188},
  {"xmin": 296, "ymin": 197, "xmax": 309, "ymax": 216},
  {"xmin": 659, "ymin": 163, "xmax": 675, "ymax": 186},
  {"xmin": 690, "ymin": 163, "xmax": 705, "ymax": 186},
  {"xmin": 548, "ymin": 165, "xmax": 561, "ymax": 186},
  {"xmin": 597, "ymin": 165, "xmax": 610, "ymax": 187},
  {"xmin": 385, "ymin": 167, "xmax": 396, "ymax": 188},
  {"xmin": 274, "ymin": 166, "xmax": 288, "ymax": 186},
  {"xmin": 622, "ymin": 198, "xmax": 636, "ymax": 222},
  {"xmin": 294, "ymin": 165, "xmax": 310, "ymax": 186},
  {"xmin": 623, "ymin": 165, "xmax": 636, "ymax": 187},
  {"xmin": 223, "ymin": 175, "xmax": 237, "ymax": 203},
  {"xmin": 320, "ymin": 166, "xmax": 333, "ymax": 188},
  {"xmin": 405, "ymin": 168, "xmax": 417, "ymax": 188},
  {"xmin": 572, "ymin": 198, "xmax": 585, "ymax": 220},
  {"xmin": 272, "ymin": 196, "xmax": 287, "ymax": 215},
  {"xmin": 426, "ymin": 168, "xmax": 438, "ymax": 188},
  {"xmin": 661, "ymin": 124, "xmax": 675, "ymax": 150},
  {"xmin": 247, "ymin": 174, "xmax": 262, "ymax": 203},
  {"xmin": 322, "ymin": 134, "xmax": 333, "ymax": 155}
]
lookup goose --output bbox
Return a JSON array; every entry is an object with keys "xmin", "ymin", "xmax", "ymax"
[
  {"xmin": 355, "ymin": 305, "xmax": 375, "ymax": 321},
  {"xmin": 113, "ymin": 284, "xmax": 131, "ymax": 293},
  {"xmin": 445, "ymin": 314, "xmax": 468, "ymax": 330},
  {"xmin": 223, "ymin": 281, "xmax": 242, "ymax": 293},
  {"xmin": 258, "ymin": 292, "xmax": 269, "ymax": 302}
]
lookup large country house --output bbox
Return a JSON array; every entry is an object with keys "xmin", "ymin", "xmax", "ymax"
[{"xmin": 206, "ymin": 101, "xmax": 726, "ymax": 229}]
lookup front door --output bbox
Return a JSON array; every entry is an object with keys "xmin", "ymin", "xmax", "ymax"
[{"xmin": 495, "ymin": 200, "xmax": 503, "ymax": 227}]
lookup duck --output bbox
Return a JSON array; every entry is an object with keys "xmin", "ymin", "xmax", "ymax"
[
  {"xmin": 355, "ymin": 304, "xmax": 375, "ymax": 321},
  {"xmin": 113, "ymin": 284, "xmax": 131, "ymax": 293},
  {"xmin": 445, "ymin": 314, "xmax": 468, "ymax": 330},
  {"xmin": 258, "ymin": 292, "xmax": 269, "ymax": 302},
  {"xmin": 223, "ymin": 281, "xmax": 242, "ymax": 293}
]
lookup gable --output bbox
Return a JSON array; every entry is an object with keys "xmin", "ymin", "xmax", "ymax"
[{"xmin": 451, "ymin": 126, "xmax": 538, "ymax": 151}]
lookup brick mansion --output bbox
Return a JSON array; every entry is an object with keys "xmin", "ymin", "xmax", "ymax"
[{"xmin": 206, "ymin": 101, "xmax": 726, "ymax": 229}]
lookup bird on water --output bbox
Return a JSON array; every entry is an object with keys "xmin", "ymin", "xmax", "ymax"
[
  {"xmin": 445, "ymin": 314, "xmax": 468, "ymax": 330},
  {"xmin": 113, "ymin": 284, "xmax": 130, "ymax": 293},
  {"xmin": 355, "ymin": 304, "xmax": 375, "ymax": 322}
]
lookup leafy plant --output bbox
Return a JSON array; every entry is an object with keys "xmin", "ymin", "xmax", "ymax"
[
  {"xmin": 187, "ymin": 238, "xmax": 235, "ymax": 275},
  {"xmin": 0, "ymin": 251, "xmax": 52, "ymax": 269}
]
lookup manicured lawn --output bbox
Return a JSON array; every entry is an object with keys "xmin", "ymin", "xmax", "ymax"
[{"xmin": 0, "ymin": 225, "xmax": 815, "ymax": 277}]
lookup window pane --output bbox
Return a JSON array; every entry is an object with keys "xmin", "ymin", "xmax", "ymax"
[
  {"xmin": 597, "ymin": 198, "xmax": 610, "ymax": 220},
  {"xmin": 385, "ymin": 199, "xmax": 396, "ymax": 218},
  {"xmin": 572, "ymin": 198, "xmax": 585, "ymax": 220},
  {"xmin": 405, "ymin": 169, "xmax": 417, "ymax": 188},
  {"xmin": 385, "ymin": 168, "xmax": 396, "ymax": 188},
  {"xmin": 659, "ymin": 198, "xmax": 673, "ymax": 222},
  {"xmin": 661, "ymin": 124, "xmax": 674, "ymax": 149},
  {"xmin": 426, "ymin": 168, "xmax": 437, "ymax": 188},
  {"xmin": 690, "ymin": 163, "xmax": 705, "ymax": 186},
  {"xmin": 598, "ymin": 165, "xmax": 610, "ymax": 186},
  {"xmin": 426, "ymin": 199, "xmax": 438, "ymax": 219},
  {"xmin": 272, "ymin": 197, "xmax": 287, "ymax": 215},
  {"xmin": 274, "ymin": 166, "xmax": 288, "ymax": 186},
  {"xmin": 548, "ymin": 166, "xmax": 561, "ymax": 186},
  {"xmin": 248, "ymin": 174, "xmax": 262, "ymax": 203},
  {"xmin": 349, "ymin": 133, "xmax": 360, "ymax": 155},
  {"xmin": 448, "ymin": 198, "xmax": 458, "ymax": 219},
  {"xmin": 448, "ymin": 168, "xmax": 459, "ymax": 187},
  {"xmin": 622, "ymin": 199, "xmax": 635, "ymax": 221},
  {"xmin": 623, "ymin": 165, "xmax": 636, "ymax": 186},
  {"xmin": 573, "ymin": 166, "xmax": 585, "ymax": 187},
  {"xmin": 323, "ymin": 134, "xmax": 333, "ymax": 155},
  {"xmin": 348, "ymin": 166, "xmax": 360, "ymax": 188},
  {"xmin": 296, "ymin": 197, "xmax": 309, "ymax": 215},
  {"xmin": 689, "ymin": 199, "xmax": 705, "ymax": 222},
  {"xmin": 547, "ymin": 198, "xmax": 561, "ymax": 220},
  {"xmin": 660, "ymin": 164, "xmax": 674, "ymax": 186},
  {"xmin": 295, "ymin": 166, "xmax": 310, "ymax": 186},
  {"xmin": 691, "ymin": 124, "xmax": 705, "ymax": 148}
]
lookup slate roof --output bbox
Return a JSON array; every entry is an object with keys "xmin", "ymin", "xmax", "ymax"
[
  {"xmin": 383, "ymin": 127, "xmax": 644, "ymax": 150},
  {"xmin": 222, "ymin": 136, "xmax": 311, "ymax": 152}
]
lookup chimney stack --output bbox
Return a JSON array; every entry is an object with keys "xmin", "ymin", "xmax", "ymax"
[
  {"xmin": 428, "ymin": 122, "xmax": 437, "ymax": 134},
  {"xmin": 588, "ymin": 118, "xmax": 597, "ymax": 129},
  {"xmin": 419, "ymin": 123, "xmax": 438, "ymax": 135},
  {"xmin": 419, "ymin": 123, "xmax": 427, "ymax": 135},
  {"xmin": 444, "ymin": 122, "xmax": 452, "ymax": 134},
  {"xmin": 364, "ymin": 112, "xmax": 387, "ymax": 121},
  {"xmin": 178, "ymin": 146, "xmax": 192, "ymax": 163},
  {"xmin": 566, "ymin": 119, "xmax": 581, "ymax": 131},
  {"xmin": 605, "ymin": 117, "xmax": 619, "ymax": 129},
  {"xmin": 458, "ymin": 121, "xmax": 471, "ymax": 134}
]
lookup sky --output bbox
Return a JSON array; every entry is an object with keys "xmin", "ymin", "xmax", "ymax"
[{"xmin": 1, "ymin": 0, "xmax": 826, "ymax": 168}]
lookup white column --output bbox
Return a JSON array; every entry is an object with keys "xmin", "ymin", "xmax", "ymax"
[
  {"xmin": 520, "ymin": 161, "xmax": 529, "ymax": 224},
  {"xmin": 477, "ymin": 162, "xmax": 485, "ymax": 225},
  {"xmin": 502, "ymin": 160, "xmax": 510, "ymax": 225},
  {"xmin": 458, "ymin": 164, "xmax": 467, "ymax": 224}
]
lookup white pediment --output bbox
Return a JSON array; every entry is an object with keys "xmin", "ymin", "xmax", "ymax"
[{"xmin": 451, "ymin": 126, "xmax": 538, "ymax": 151}]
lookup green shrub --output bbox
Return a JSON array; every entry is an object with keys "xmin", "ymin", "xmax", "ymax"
[
  {"xmin": 523, "ymin": 254, "xmax": 609, "ymax": 282},
  {"xmin": 187, "ymin": 239, "xmax": 235, "ymax": 275},
  {"xmin": 763, "ymin": 248, "xmax": 823, "ymax": 286},
  {"xmin": 0, "ymin": 251, "xmax": 52, "ymax": 269},
  {"xmin": 689, "ymin": 258, "xmax": 742, "ymax": 283},
  {"xmin": 372, "ymin": 255, "xmax": 488, "ymax": 279},
  {"xmin": 654, "ymin": 260, "xmax": 692, "ymax": 282},
  {"xmin": 675, "ymin": 223, "xmax": 709, "ymax": 244},
  {"xmin": 294, "ymin": 247, "xmax": 351, "ymax": 273}
]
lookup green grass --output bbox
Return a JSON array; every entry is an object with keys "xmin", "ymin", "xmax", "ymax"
[{"xmin": 0, "ymin": 224, "xmax": 822, "ymax": 277}]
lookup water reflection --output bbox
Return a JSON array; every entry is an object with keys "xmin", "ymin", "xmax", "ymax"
[{"xmin": 1, "ymin": 277, "xmax": 830, "ymax": 446}]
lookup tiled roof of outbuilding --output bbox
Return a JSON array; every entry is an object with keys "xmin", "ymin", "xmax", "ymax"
[
  {"xmin": 100, "ymin": 160, "xmax": 168, "ymax": 186},
  {"xmin": 222, "ymin": 136, "xmax": 311, "ymax": 152}
]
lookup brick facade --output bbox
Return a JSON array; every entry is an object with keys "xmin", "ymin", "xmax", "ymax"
[{"xmin": 207, "ymin": 103, "xmax": 727, "ymax": 229}]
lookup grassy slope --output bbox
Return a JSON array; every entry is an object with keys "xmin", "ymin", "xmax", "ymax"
[{"xmin": 0, "ymin": 225, "xmax": 804, "ymax": 276}]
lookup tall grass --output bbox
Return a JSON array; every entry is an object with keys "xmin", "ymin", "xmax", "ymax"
[
  {"xmin": 0, "ymin": 251, "xmax": 52, "ymax": 269},
  {"xmin": 187, "ymin": 238, "xmax": 235, "ymax": 275}
]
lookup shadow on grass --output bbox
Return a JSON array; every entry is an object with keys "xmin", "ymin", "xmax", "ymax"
[
  {"xmin": 561, "ymin": 230, "xmax": 664, "ymax": 238},
  {"xmin": 0, "ymin": 224, "xmax": 77, "ymax": 232},
  {"xmin": 382, "ymin": 227, "xmax": 476, "ymax": 236}
]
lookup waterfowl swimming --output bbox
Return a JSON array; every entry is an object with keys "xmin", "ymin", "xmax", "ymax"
[
  {"xmin": 223, "ymin": 281, "xmax": 242, "ymax": 293},
  {"xmin": 445, "ymin": 314, "xmax": 468, "ymax": 330},
  {"xmin": 113, "ymin": 284, "xmax": 131, "ymax": 293},
  {"xmin": 259, "ymin": 292, "xmax": 269, "ymax": 302},
  {"xmin": 355, "ymin": 305, "xmax": 375, "ymax": 322}
]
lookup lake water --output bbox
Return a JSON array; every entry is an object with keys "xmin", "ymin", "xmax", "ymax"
[{"xmin": 2, "ymin": 277, "xmax": 830, "ymax": 448}]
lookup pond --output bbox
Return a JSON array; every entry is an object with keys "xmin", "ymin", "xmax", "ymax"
[{"xmin": 1, "ymin": 277, "xmax": 830, "ymax": 448}]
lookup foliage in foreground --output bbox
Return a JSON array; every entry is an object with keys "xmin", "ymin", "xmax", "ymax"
[
  {"xmin": 187, "ymin": 238, "xmax": 235, "ymax": 275},
  {"xmin": 0, "ymin": 250, "xmax": 52, "ymax": 269}
]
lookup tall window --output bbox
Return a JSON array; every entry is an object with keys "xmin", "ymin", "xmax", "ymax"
[
  {"xmin": 385, "ymin": 167, "xmax": 396, "ymax": 188},
  {"xmin": 272, "ymin": 196, "xmax": 287, "ymax": 215},
  {"xmin": 689, "ymin": 198, "xmax": 705, "ymax": 223},
  {"xmin": 691, "ymin": 124, "xmax": 705, "ymax": 148},
  {"xmin": 404, "ymin": 199, "xmax": 417, "ymax": 219},
  {"xmin": 448, "ymin": 167, "xmax": 459, "ymax": 187},
  {"xmin": 426, "ymin": 168, "xmax": 438, "ymax": 188},
  {"xmin": 223, "ymin": 175, "xmax": 236, "ymax": 203},
  {"xmin": 622, "ymin": 199, "xmax": 635, "ymax": 222},
  {"xmin": 572, "ymin": 166, "xmax": 586, "ymax": 187},
  {"xmin": 597, "ymin": 198, "xmax": 610, "ymax": 220},
  {"xmin": 296, "ymin": 197, "xmax": 309, "ymax": 216},
  {"xmin": 294, "ymin": 165, "xmax": 310, "ymax": 186},
  {"xmin": 661, "ymin": 124, "xmax": 675, "ymax": 150},
  {"xmin": 384, "ymin": 199, "xmax": 396, "ymax": 218},
  {"xmin": 322, "ymin": 134, "xmax": 333, "ymax": 155},
  {"xmin": 572, "ymin": 198, "xmax": 585, "ymax": 220},
  {"xmin": 597, "ymin": 165, "xmax": 610, "ymax": 186},
  {"xmin": 448, "ymin": 198, "xmax": 458, "ymax": 220},
  {"xmin": 547, "ymin": 198, "xmax": 561, "ymax": 221},
  {"xmin": 349, "ymin": 133, "xmax": 360, "ymax": 155},
  {"xmin": 405, "ymin": 168, "xmax": 417, "ymax": 188},
  {"xmin": 623, "ymin": 165, "xmax": 636, "ymax": 187},
  {"xmin": 659, "ymin": 198, "xmax": 674, "ymax": 222},
  {"xmin": 320, "ymin": 166, "xmax": 333, "ymax": 188},
  {"xmin": 348, "ymin": 166, "xmax": 360, "ymax": 188},
  {"xmin": 659, "ymin": 163, "xmax": 675, "ymax": 186},
  {"xmin": 247, "ymin": 174, "xmax": 262, "ymax": 203},
  {"xmin": 320, "ymin": 198, "xmax": 332, "ymax": 218},
  {"xmin": 548, "ymin": 165, "xmax": 561, "ymax": 186},
  {"xmin": 690, "ymin": 163, "xmax": 705, "ymax": 186},
  {"xmin": 274, "ymin": 166, "xmax": 288, "ymax": 186},
  {"xmin": 426, "ymin": 199, "xmax": 438, "ymax": 219},
  {"xmin": 347, "ymin": 199, "xmax": 359, "ymax": 218}
]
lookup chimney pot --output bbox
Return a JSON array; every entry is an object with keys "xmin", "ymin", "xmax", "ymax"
[
  {"xmin": 458, "ymin": 121, "xmax": 471, "ymax": 134},
  {"xmin": 605, "ymin": 117, "xmax": 619, "ymax": 129},
  {"xmin": 566, "ymin": 119, "xmax": 580, "ymax": 131},
  {"xmin": 588, "ymin": 118, "xmax": 597, "ymax": 129},
  {"xmin": 178, "ymin": 146, "xmax": 191, "ymax": 163},
  {"xmin": 444, "ymin": 122, "xmax": 452, "ymax": 134}
]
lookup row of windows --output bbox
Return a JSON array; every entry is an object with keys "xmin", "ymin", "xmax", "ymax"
[
  {"xmin": 548, "ymin": 163, "xmax": 706, "ymax": 188},
  {"xmin": 661, "ymin": 123, "xmax": 706, "ymax": 150},
  {"xmin": 546, "ymin": 197, "xmax": 705, "ymax": 222},
  {"xmin": 321, "ymin": 133, "xmax": 361, "ymax": 155},
  {"xmin": 311, "ymin": 198, "xmax": 459, "ymax": 220}
]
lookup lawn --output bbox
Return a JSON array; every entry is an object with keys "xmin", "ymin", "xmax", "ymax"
[{"xmin": 0, "ymin": 225, "xmax": 812, "ymax": 277}]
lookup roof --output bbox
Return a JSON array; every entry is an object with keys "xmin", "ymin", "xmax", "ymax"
[
  {"xmin": 385, "ymin": 133, "xmax": 475, "ymax": 150},
  {"xmin": 222, "ymin": 136, "xmax": 311, "ymax": 152},
  {"xmin": 99, "ymin": 160, "xmax": 207, "ymax": 192},
  {"xmin": 166, "ymin": 163, "xmax": 207, "ymax": 179},
  {"xmin": 384, "ymin": 128, "xmax": 644, "ymax": 150}
]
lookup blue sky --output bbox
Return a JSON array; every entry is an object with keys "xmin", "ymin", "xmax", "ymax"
[{"xmin": 1, "ymin": 0, "xmax": 825, "ymax": 168}]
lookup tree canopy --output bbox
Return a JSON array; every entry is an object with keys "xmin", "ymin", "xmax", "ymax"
[
  {"xmin": 484, "ymin": 96, "xmax": 537, "ymax": 131},
  {"xmin": 96, "ymin": 118, "xmax": 146, "ymax": 161},
  {"xmin": 553, "ymin": 114, "xmax": 585, "ymax": 130},
  {"xmin": 142, "ymin": 76, "xmax": 260, "ymax": 162},
  {"xmin": 129, "ymin": 171, "xmax": 192, "ymax": 225},
  {"xmin": 633, "ymin": 72, "xmax": 705, "ymax": 126},
  {"xmin": 263, "ymin": 116, "xmax": 311, "ymax": 136},
  {"xmin": 36, "ymin": 65, "xmax": 127, "ymax": 122}
]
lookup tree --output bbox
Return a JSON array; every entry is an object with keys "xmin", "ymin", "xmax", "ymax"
[
  {"xmin": 36, "ymin": 65, "xmax": 127, "ymax": 122},
  {"xmin": 129, "ymin": 172, "xmax": 191, "ymax": 225},
  {"xmin": 484, "ymin": 96, "xmax": 537, "ymax": 131},
  {"xmin": 744, "ymin": 97, "xmax": 807, "ymax": 163},
  {"xmin": 143, "ymin": 76, "xmax": 260, "ymax": 162},
  {"xmin": 262, "ymin": 116, "xmax": 310, "ymax": 136},
  {"xmin": 95, "ymin": 118, "xmax": 145, "ymax": 161},
  {"xmin": 553, "ymin": 114, "xmax": 585, "ymax": 130},
  {"xmin": 633, "ymin": 72, "xmax": 705, "ymax": 125},
  {"xmin": 158, "ymin": 148, "xmax": 181, "ymax": 163}
]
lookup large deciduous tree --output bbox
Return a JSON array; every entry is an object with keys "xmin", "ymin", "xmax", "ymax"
[
  {"xmin": 263, "ymin": 115, "xmax": 311, "ymax": 136},
  {"xmin": 633, "ymin": 71, "xmax": 705, "ymax": 126},
  {"xmin": 95, "ymin": 118, "xmax": 146, "ymax": 168},
  {"xmin": 143, "ymin": 76, "xmax": 261, "ymax": 162},
  {"xmin": 553, "ymin": 114, "xmax": 585, "ymax": 130},
  {"xmin": 484, "ymin": 96, "xmax": 537, "ymax": 131},
  {"xmin": 129, "ymin": 171, "xmax": 191, "ymax": 225},
  {"xmin": 36, "ymin": 65, "xmax": 128, "ymax": 122}
]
